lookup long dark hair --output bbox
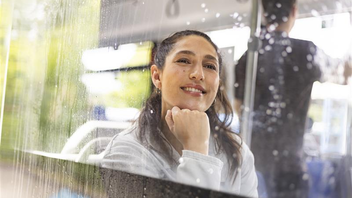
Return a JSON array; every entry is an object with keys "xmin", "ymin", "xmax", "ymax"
[{"xmin": 137, "ymin": 30, "xmax": 242, "ymax": 177}]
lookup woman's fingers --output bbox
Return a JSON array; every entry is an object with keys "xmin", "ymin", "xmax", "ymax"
[
  {"xmin": 165, "ymin": 110, "xmax": 175, "ymax": 132},
  {"xmin": 167, "ymin": 107, "xmax": 210, "ymax": 155}
]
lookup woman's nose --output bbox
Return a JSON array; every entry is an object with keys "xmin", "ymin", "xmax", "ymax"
[{"xmin": 189, "ymin": 64, "xmax": 204, "ymax": 81}]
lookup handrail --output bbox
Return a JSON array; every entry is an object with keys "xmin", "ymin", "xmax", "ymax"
[{"xmin": 240, "ymin": 0, "xmax": 262, "ymax": 147}]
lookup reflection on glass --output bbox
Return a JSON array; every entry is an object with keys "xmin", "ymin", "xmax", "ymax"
[{"xmin": 234, "ymin": 0, "xmax": 351, "ymax": 198}]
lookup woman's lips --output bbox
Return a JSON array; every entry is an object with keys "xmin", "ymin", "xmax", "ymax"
[
  {"xmin": 180, "ymin": 85, "xmax": 206, "ymax": 96},
  {"xmin": 181, "ymin": 84, "xmax": 206, "ymax": 94}
]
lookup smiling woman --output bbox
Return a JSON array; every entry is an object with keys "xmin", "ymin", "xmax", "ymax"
[{"xmin": 102, "ymin": 30, "xmax": 258, "ymax": 197}]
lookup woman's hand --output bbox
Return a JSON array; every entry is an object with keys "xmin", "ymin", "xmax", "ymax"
[{"xmin": 165, "ymin": 106, "xmax": 210, "ymax": 155}]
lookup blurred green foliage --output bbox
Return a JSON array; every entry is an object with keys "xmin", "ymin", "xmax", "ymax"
[
  {"xmin": 1, "ymin": 0, "xmax": 100, "ymax": 153},
  {"xmin": 1, "ymin": 0, "xmax": 152, "ymax": 156}
]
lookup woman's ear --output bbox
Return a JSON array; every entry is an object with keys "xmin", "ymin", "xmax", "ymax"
[{"xmin": 151, "ymin": 64, "xmax": 162, "ymax": 89}]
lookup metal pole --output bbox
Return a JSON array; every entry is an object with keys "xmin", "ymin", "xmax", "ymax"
[{"xmin": 240, "ymin": 0, "xmax": 262, "ymax": 147}]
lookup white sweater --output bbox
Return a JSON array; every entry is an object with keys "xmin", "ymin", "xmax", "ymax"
[{"xmin": 102, "ymin": 126, "xmax": 258, "ymax": 197}]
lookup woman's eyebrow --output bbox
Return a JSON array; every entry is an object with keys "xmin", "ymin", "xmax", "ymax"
[
  {"xmin": 175, "ymin": 50, "xmax": 196, "ymax": 56},
  {"xmin": 204, "ymin": 54, "xmax": 218, "ymax": 62},
  {"xmin": 176, "ymin": 51, "xmax": 218, "ymax": 62}
]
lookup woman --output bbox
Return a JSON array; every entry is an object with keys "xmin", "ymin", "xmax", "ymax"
[{"xmin": 102, "ymin": 30, "xmax": 258, "ymax": 197}]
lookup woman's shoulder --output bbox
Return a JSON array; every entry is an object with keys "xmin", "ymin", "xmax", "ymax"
[
  {"xmin": 229, "ymin": 133, "xmax": 254, "ymax": 162},
  {"xmin": 105, "ymin": 125, "xmax": 143, "ymax": 153}
]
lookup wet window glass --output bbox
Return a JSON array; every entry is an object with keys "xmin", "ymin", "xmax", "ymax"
[{"xmin": 1, "ymin": 0, "xmax": 351, "ymax": 198}]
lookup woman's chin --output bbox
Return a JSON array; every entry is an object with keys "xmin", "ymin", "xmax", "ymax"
[{"xmin": 177, "ymin": 104, "xmax": 207, "ymax": 112}]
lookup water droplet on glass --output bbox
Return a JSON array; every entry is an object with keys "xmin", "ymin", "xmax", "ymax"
[
  {"xmin": 215, "ymin": 126, "xmax": 219, "ymax": 131},
  {"xmin": 273, "ymin": 95, "xmax": 279, "ymax": 100},
  {"xmin": 150, "ymin": 110, "xmax": 154, "ymax": 114},
  {"xmin": 272, "ymin": 150, "xmax": 279, "ymax": 156},
  {"xmin": 228, "ymin": 49, "xmax": 233, "ymax": 54},
  {"xmin": 266, "ymin": 109, "xmax": 272, "ymax": 115},
  {"xmin": 259, "ymin": 49, "xmax": 265, "ymax": 54},
  {"xmin": 232, "ymin": 12, "xmax": 239, "ymax": 19},
  {"xmin": 237, "ymin": 16, "xmax": 243, "ymax": 21},
  {"xmin": 216, "ymin": 13, "xmax": 220, "ymax": 18},
  {"xmin": 186, "ymin": 21, "xmax": 191, "ymax": 25},
  {"xmin": 179, "ymin": 157, "xmax": 184, "ymax": 163},
  {"xmin": 307, "ymin": 54, "xmax": 313, "ymax": 61},
  {"xmin": 269, "ymin": 85, "xmax": 275, "ymax": 91},
  {"xmin": 268, "ymin": 127, "xmax": 273, "ymax": 132},
  {"xmin": 293, "ymin": 66, "xmax": 299, "ymax": 72},
  {"xmin": 234, "ymin": 83, "xmax": 239, "ymax": 87},
  {"xmin": 280, "ymin": 102, "xmax": 286, "ymax": 108},
  {"xmin": 201, "ymin": 18, "xmax": 206, "ymax": 22},
  {"xmin": 311, "ymin": 9, "xmax": 320, "ymax": 17},
  {"xmin": 286, "ymin": 46, "xmax": 292, "ymax": 53},
  {"xmin": 287, "ymin": 113, "xmax": 293, "ymax": 119},
  {"xmin": 268, "ymin": 24, "xmax": 276, "ymax": 31},
  {"xmin": 275, "ymin": 108, "xmax": 281, "ymax": 114},
  {"xmin": 265, "ymin": 45, "xmax": 272, "ymax": 51},
  {"xmin": 269, "ymin": 38, "xmax": 275, "ymax": 44},
  {"xmin": 265, "ymin": 33, "xmax": 271, "ymax": 40},
  {"xmin": 302, "ymin": 173, "xmax": 309, "ymax": 180},
  {"xmin": 270, "ymin": 14, "xmax": 276, "ymax": 20},
  {"xmin": 269, "ymin": 102, "xmax": 275, "ymax": 107},
  {"xmin": 232, "ymin": 153, "xmax": 237, "ymax": 158},
  {"xmin": 213, "ymin": 133, "xmax": 218, "ymax": 138},
  {"xmin": 259, "ymin": 67, "xmax": 265, "ymax": 72},
  {"xmin": 282, "ymin": 16, "xmax": 288, "ymax": 22},
  {"xmin": 282, "ymin": 51, "xmax": 287, "ymax": 57},
  {"xmin": 144, "ymin": 187, "xmax": 147, "ymax": 191},
  {"xmin": 204, "ymin": 8, "xmax": 209, "ymax": 13},
  {"xmin": 307, "ymin": 63, "xmax": 313, "ymax": 69},
  {"xmin": 201, "ymin": 3, "xmax": 206, "ymax": 8},
  {"xmin": 196, "ymin": 178, "xmax": 200, "ymax": 183},
  {"xmin": 276, "ymin": 3, "xmax": 282, "ymax": 8}
]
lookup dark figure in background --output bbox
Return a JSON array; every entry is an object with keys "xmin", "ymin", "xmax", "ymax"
[{"xmin": 234, "ymin": 0, "xmax": 338, "ymax": 197}]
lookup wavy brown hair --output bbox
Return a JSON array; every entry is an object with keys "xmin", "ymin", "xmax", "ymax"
[{"xmin": 137, "ymin": 30, "xmax": 242, "ymax": 178}]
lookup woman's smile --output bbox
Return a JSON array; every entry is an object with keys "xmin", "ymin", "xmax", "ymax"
[
  {"xmin": 155, "ymin": 35, "xmax": 220, "ymax": 112},
  {"xmin": 181, "ymin": 84, "xmax": 206, "ymax": 97}
]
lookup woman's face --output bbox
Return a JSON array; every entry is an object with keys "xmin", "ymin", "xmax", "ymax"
[{"xmin": 152, "ymin": 35, "xmax": 220, "ymax": 114}]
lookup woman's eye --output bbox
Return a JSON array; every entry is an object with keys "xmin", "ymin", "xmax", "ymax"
[
  {"xmin": 204, "ymin": 64, "xmax": 217, "ymax": 71},
  {"xmin": 176, "ymin": 58, "xmax": 190, "ymax": 64}
]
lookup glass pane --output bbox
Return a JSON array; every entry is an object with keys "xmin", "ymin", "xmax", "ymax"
[
  {"xmin": 1, "ymin": 0, "xmax": 351, "ymax": 198},
  {"xmin": 1, "ymin": 0, "xmax": 257, "ymax": 197},
  {"xmin": 234, "ymin": 0, "xmax": 352, "ymax": 198}
]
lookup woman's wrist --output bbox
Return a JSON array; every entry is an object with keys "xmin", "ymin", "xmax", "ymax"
[{"xmin": 183, "ymin": 141, "xmax": 209, "ymax": 155}]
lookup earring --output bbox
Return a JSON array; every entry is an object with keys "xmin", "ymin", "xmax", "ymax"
[{"xmin": 156, "ymin": 88, "xmax": 161, "ymax": 95}]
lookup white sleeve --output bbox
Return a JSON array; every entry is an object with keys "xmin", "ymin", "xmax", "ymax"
[
  {"xmin": 177, "ymin": 150, "xmax": 224, "ymax": 191},
  {"xmin": 102, "ymin": 136, "xmax": 162, "ymax": 178},
  {"xmin": 240, "ymin": 142, "xmax": 259, "ymax": 198}
]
